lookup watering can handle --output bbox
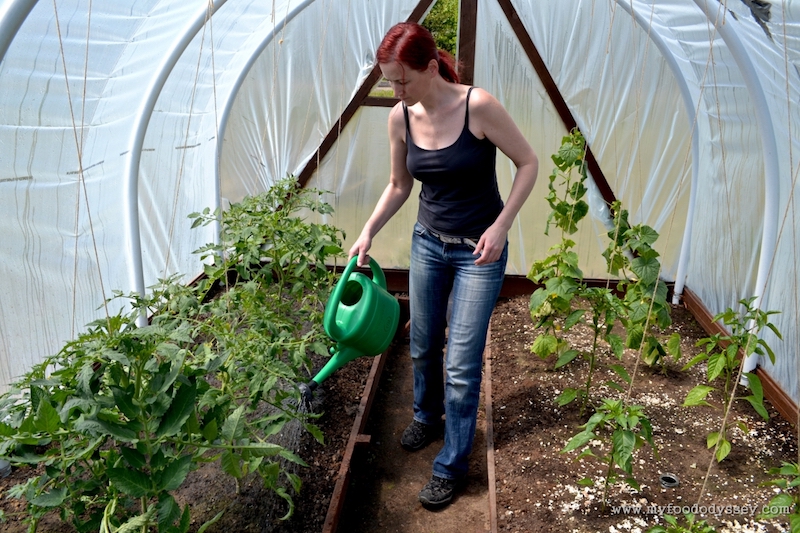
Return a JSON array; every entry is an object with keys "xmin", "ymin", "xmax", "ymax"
[{"xmin": 324, "ymin": 256, "xmax": 388, "ymax": 340}]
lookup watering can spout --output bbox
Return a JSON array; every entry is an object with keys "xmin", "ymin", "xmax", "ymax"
[{"xmin": 309, "ymin": 345, "xmax": 364, "ymax": 387}]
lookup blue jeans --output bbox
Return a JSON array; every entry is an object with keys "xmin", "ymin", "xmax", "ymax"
[{"xmin": 409, "ymin": 222, "xmax": 507, "ymax": 480}]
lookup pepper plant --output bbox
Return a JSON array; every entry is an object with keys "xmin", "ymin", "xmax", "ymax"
[
  {"xmin": 561, "ymin": 398, "xmax": 657, "ymax": 511},
  {"xmin": 758, "ymin": 461, "xmax": 800, "ymax": 530},
  {"xmin": 682, "ymin": 296, "xmax": 781, "ymax": 462},
  {"xmin": 647, "ymin": 513, "xmax": 718, "ymax": 533}
]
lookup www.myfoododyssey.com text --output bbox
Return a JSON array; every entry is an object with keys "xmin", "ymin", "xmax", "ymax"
[{"xmin": 611, "ymin": 503, "xmax": 791, "ymax": 517}]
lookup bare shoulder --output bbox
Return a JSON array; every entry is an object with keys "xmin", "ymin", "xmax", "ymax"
[
  {"xmin": 467, "ymin": 87, "xmax": 505, "ymax": 114},
  {"xmin": 387, "ymin": 102, "xmax": 406, "ymax": 140},
  {"xmin": 467, "ymin": 87, "xmax": 514, "ymax": 136}
]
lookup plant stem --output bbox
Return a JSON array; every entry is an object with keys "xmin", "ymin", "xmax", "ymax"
[
  {"xmin": 583, "ymin": 327, "xmax": 600, "ymax": 415},
  {"xmin": 602, "ymin": 455, "xmax": 614, "ymax": 512},
  {"xmin": 140, "ymin": 496, "xmax": 147, "ymax": 532}
]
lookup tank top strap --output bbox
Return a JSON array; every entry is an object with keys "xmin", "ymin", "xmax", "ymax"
[
  {"xmin": 465, "ymin": 86, "xmax": 474, "ymax": 129},
  {"xmin": 402, "ymin": 103, "xmax": 411, "ymax": 135}
]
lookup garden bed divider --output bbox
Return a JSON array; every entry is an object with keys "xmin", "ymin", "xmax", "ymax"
[
  {"xmin": 484, "ymin": 324, "xmax": 499, "ymax": 533},
  {"xmin": 322, "ymin": 344, "xmax": 389, "ymax": 533}
]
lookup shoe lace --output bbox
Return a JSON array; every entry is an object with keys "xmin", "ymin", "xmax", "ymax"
[{"xmin": 428, "ymin": 476, "xmax": 453, "ymax": 495}]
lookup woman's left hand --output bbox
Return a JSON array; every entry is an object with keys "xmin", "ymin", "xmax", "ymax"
[{"xmin": 473, "ymin": 224, "xmax": 507, "ymax": 265}]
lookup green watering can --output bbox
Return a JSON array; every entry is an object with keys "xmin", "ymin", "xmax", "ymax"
[{"xmin": 299, "ymin": 256, "xmax": 400, "ymax": 402}]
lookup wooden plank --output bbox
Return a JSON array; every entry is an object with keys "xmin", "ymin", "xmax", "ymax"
[
  {"xmin": 458, "ymin": 0, "xmax": 478, "ymax": 85},
  {"xmin": 494, "ymin": 0, "xmax": 617, "ymax": 209},
  {"xmin": 362, "ymin": 96, "xmax": 398, "ymax": 107},
  {"xmin": 484, "ymin": 324, "xmax": 499, "ymax": 533},
  {"xmin": 322, "ymin": 345, "xmax": 390, "ymax": 533}
]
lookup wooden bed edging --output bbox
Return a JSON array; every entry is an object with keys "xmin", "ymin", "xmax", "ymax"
[
  {"xmin": 318, "ymin": 279, "xmax": 797, "ymax": 531},
  {"xmin": 484, "ymin": 325, "xmax": 499, "ymax": 533},
  {"xmin": 321, "ymin": 344, "xmax": 388, "ymax": 533}
]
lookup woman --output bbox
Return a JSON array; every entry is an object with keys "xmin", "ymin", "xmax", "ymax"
[{"xmin": 349, "ymin": 22, "xmax": 539, "ymax": 510}]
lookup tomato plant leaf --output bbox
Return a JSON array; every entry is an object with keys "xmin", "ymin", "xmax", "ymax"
[
  {"xmin": 157, "ymin": 494, "xmax": 181, "ymax": 530},
  {"xmin": 29, "ymin": 487, "xmax": 67, "ymax": 508},
  {"xmin": 156, "ymin": 382, "xmax": 197, "ymax": 438},
  {"xmin": 108, "ymin": 467, "xmax": 152, "ymax": 498},
  {"xmin": 220, "ymin": 450, "xmax": 242, "ymax": 478},
  {"xmin": 159, "ymin": 454, "xmax": 193, "ymax": 492},
  {"xmin": 221, "ymin": 405, "xmax": 246, "ymax": 442},
  {"xmin": 34, "ymin": 400, "xmax": 60, "ymax": 434}
]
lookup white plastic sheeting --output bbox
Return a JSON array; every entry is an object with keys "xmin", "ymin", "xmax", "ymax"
[{"xmin": 0, "ymin": 1, "xmax": 799, "ymax": 408}]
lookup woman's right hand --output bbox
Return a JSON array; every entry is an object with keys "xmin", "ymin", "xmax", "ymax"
[{"xmin": 348, "ymin": 234, "xmax": 373, "ymax": 267}]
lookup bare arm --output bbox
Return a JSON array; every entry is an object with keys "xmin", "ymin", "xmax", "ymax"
[
  {"xmin": 469, "ymin": 88, "xmax": 539, "ymax": 265},
  {"xmin": 349, "ymin": 103, "xmax": 414, "ymax": 266}
]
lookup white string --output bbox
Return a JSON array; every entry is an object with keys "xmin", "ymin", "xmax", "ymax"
[
  {"xmin": 164, "ymin": 1, "xmax": 215, "ymax": 275},
  {"xmin": 259, "ymin": 0, "xmax": 292, "ymax": 187},
  {"xmin": 53, "ymin": 0, "xmax": 111, "ymax": 334}
]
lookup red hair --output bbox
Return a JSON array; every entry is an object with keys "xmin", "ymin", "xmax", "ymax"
[{"xmin": 376, "ymin": 22, "xmax": 460, "ymax": 83}]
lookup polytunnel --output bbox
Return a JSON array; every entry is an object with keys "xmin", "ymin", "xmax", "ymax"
[{"xmin": 1, "ymin": 0, "xmax": 799, "ymax": 426}]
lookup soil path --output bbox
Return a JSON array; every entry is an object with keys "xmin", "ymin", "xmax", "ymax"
[{"xmin": 339, "ymin": 340, "xmax": 492, "ymax": 533}]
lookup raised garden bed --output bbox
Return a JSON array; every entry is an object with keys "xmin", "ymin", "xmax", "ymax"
[{"xmin": 489, "ymin": 294, "xmax": 797, "ymax": 532}]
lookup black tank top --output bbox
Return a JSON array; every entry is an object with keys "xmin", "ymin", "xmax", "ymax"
[{"xmin": 404, "ymin": 87, "xmax": 504, "ymax": 238}]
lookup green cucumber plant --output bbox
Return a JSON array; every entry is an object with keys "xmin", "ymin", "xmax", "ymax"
[
  {"xmin": 578, "ymin": 286, "xmax": 628, "ymax": 399},
  {"xmin": 531, "ymin": 131, "xmax": 671, "ymax": 501},
  {"xmin": 561, "ymin": 398, "xmax": 657, "ymax": 511},
  {"xmin": 602, "ymin": 201, "xmax": 679, "ymax": 371},
  {"xmin": 528, "ymin": 129, "xmax": 590, "ymax": 355},
  {"xmin": 0, "ymin": 177, "xmax": 345, "ymax": 532},
  {"xmin": 528, "ymin": 130, "xmax": 670, "ymax": 413},
  {"xmin": 528, "ymin": 130, "xmax": 597, "ymax": 411},
  {"xmin": 682, "ymin": 296, "xmax": 781, "ymax": 462}
]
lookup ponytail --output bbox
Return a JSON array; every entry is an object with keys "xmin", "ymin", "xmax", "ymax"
[{"xmin": 435, "ymin": 48, "xmax": 459, "ymax": 84}]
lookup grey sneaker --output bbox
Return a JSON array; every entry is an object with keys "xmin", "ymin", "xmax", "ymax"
[
  {"xmin": 400, "ymin": 419, "xmax": 441, "ymax": 451},
  {"xmin": 418, "ymin": 475, "xmax": 462, "ymax": 509}
]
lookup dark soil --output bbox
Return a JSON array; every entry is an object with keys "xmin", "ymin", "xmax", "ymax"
[{"xmin": 489, "ymin": 294, "xmax": 798, "ymax": 533}]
